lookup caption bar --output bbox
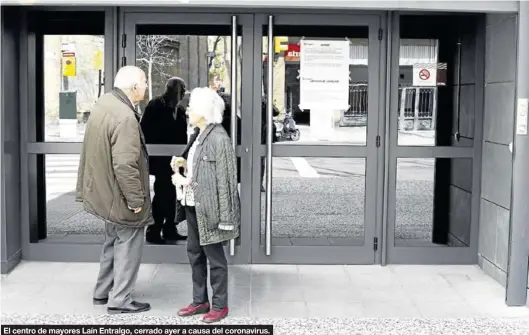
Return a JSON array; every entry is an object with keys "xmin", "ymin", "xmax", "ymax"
[{"xmin": 2, "ymin": 326, "xmax": 273, "ymax": 335}]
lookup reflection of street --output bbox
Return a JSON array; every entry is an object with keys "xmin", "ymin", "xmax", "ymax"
[
  {"xmin": 280, "ymin": 124, "xmax": 436, "ymax": 146},
  {"xmin": 44, "ymin": 122, "xmax": 86, "ymax": 142},
  {"xmin": 259, "ymin": 157, "xmax": 434, "ymax": 245},
  {"xmin": 45, "ymin": 155, "xmax": 435, "ymax": 245},
  {"xmin": 44, "ymin": 122, "xmax": 437, "ymax": 147}
]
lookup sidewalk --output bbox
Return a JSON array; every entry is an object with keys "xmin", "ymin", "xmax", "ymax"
[{"xmin": 2, "ymin": 262, "xmax": 529, "ymax": 334}]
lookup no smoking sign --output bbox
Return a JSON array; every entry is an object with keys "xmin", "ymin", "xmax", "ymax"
[
  {"xmin": 419, "ymin": 69, "xmax": 430, "ymax": 80},
  {"xmin": 413, "ymin": 64, "xmax": 437, "ymax": 86}
]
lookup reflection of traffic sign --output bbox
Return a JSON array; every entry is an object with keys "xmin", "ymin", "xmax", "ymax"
[
  {"xmin": 62, "ymin": 55, "xmax": 76, "ymax": 77},
  {"xmin": 94, "ymin": 50, "xmax": 103, "ymax": 70}
]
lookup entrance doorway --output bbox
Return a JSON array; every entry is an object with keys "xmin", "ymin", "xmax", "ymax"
[
  {"xmin": 121, "ymin": 12, "xmax": 383, "ymax": 264},
  {"xmin": 23, "ymin": 9, "xmax": 482, "ymax": 266}
]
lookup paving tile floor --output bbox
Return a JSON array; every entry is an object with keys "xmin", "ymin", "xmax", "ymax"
[{"xmin": 2, "ymin": 262, "xmax": 529, "ymax": 325}]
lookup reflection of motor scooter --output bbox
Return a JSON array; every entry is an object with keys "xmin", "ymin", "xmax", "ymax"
[{"xmin": 274, "ymin": 112, "xmax": 300, "ymax": 141}]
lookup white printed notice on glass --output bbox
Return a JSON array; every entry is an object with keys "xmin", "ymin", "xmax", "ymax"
[{"xmin": 299, "ymin": 40, "xmax": 350, "ymax": 110}]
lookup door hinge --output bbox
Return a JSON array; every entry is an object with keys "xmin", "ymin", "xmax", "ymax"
[
  {"xmin": 378, "ymin": 29, "xmax": 383, "ymax": 41},
  {"xmin": 376, "ymin": 135, "xmax": 381, "ymax": 147},
  {"xmin": 121, "ymin": 56, "xmax": 127, "ymax": 67},
  {"xmin": 373, "ymin": 237, "xmax": 378, "ymax": 251},
  {"xmin": 121, "ymin": 33, "xmax": 127, "ymax": 48}
]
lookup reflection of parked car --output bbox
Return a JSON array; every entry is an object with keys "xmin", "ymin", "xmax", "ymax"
[{"xmin": 340, "ymin": 83, "xmax": 368, "ymax": 127}]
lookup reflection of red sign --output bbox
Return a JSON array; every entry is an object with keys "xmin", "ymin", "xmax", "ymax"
[
  {"xmin": 285, "ymin": 44, "xmax": 300, "ymax": 62},
  {"xmin": 419, "ymin": 69, "xmax": 430, "ymax": 80}
]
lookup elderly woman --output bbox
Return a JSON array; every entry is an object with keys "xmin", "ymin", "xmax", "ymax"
[{"xmin": 171, "ymin": 87, "xmax": 240, "ymax": 323}]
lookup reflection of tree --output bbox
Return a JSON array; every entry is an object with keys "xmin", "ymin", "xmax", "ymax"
[
  {"xmin": 136, "ymin": 35, "xmax": 181, "ymax": 99},
  {"xmin": 208, "ymin": 36, "xmax": 241, "ymax": 92}
]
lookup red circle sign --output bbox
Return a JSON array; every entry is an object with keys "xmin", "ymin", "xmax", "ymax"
[{"xmin": 419, "ymin": 69, "xmax": 430, "ymax": 80}]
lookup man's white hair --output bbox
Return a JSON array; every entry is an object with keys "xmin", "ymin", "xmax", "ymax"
[
  {"xmin": 188, "ymin": 87, "xmax": 224, "ymax": 125},
  {"xmin": 113, "ymin": 66, "xmax": 145, "ymax": 90}
]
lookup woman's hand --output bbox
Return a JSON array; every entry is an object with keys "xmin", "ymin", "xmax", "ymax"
[
  {"xmin": 171, "ymin": 156, "xmax": 186, "ymax": 172},
  {"xmin": 172, "ymin": 173, "xmax": 191, "ymax": 186}
]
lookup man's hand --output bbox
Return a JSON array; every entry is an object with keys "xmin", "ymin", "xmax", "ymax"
[
  {"xmin": 128, "ymin": 206, "xmax": 142, "ymax": 214},
  {"xmin": 171, "ymin": 156, "xmax": 186, "ymax": 172}
]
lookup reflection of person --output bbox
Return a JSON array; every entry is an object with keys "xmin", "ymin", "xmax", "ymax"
[
  {"xmin": 76, "ymin": 66, "xmax": 151, "ymax": 314},
  {"xmin": 260, "ymin": 97, "xmax": 280, "ymax": 191},
  {"xmin": 218, "ymin": 91, "xmax": 241, "ymax": 183},
  {"xmin": 171, "ymin": 87, "xmax": 241, "ymax": 323},
  {"xmin": 140, "ymin": 77, "xmax": 188, "ymax": 244}
]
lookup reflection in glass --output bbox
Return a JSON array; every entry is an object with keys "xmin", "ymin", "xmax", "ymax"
[
  {"xmin": 397, "ymin": 39, "xmax": 440, "ymax": 147},
  {"xmin": 262, "ymin": 26, "xmax": 369, "ymax": 145},
  {"xmin": 398, "ymin": 17, "xmax": 476, "ymax": 147},
  {"xmin": 43, "ymin": 154, "xmax": 103, "ymax": 243},
  {"xmin": 395, "ymin": 158, "xmax": 473, "ymax": 247},
  {"xmin": 135, "ymin": 31, "xmax": 242, "ymax": 147},
  {"xmin": 43, "ymin": 35, "xmax": 105, "ymax": 142},
  {"xmin": 260, "ymin": 157, "xmax": 366, "ymax": 246},
  {"xmin": 41, "ymin": 154, "xmax": 188, "ymax": 244},
  {"xmin": 133, "ymin": 28, "xmax": 242, "ymax": 245}
]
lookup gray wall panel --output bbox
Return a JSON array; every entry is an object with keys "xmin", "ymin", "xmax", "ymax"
[
  {"xmin": 483, "ymin": 83, "xmax": 515, "ymax": 145},
  {"xmin": 460, "ymin": 31, "xmax": 477, "ymax": 85},
  {"xmin": 449, "ymin": 186, "xmax": 472, "ymax": 246},
  {"xmin": 485, "ymin": 15, "xmax": 517, "ymax": 83},
  {"xmin": 479, "ymin": 13, "xmax": 517, "ymax": 287},
  {"xmin": 478, "ymin": 199, "xmax": 510, "ymax": 273},
  {"xmin": 450, "ymin": 158, "xmax": 473, "ymax": 192},
  {"xmin": 1, "ymin": 7, "xmax": 22, "ymax": 274},
  {"xmin": 481, "ymin": 142, "xmax": 512, "ymax": 209},
  {"xmin": 459, "ymin": 85, "xmax": 476, "ymax": 139}
]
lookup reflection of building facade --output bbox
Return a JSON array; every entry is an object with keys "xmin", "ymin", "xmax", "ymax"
[{"xmin": 266, "ymin": 38, "xmax": 440, "ymax": 129}]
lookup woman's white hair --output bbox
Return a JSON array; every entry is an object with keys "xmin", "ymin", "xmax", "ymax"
[
  {"xmin": 189, "ymin": 87, "xmax": 225, "ymax": 125},
  {"xmin": 113, "ymin": 66, "xmax": 145, "ymax": 90}
]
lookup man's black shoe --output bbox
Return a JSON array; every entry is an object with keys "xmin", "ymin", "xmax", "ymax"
[
  {"xmin": 146, "ymin": 226, "xmax": 165, "ymax": 244},
  {"xmin": 107, "ymin": 301, "xmax": 151, "ymax": 314},
  {"xmin": 93, "ymin": 297, "xmax": 108, "ymax": 305}
]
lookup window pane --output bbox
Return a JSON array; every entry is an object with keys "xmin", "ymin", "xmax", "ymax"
[
  {"xmin": 261, "ymin": 157, "xmax": 366, "ymax": 246},
  {"xmin": 41, "ymin": 154, "xmax": 191, "ymax": 244},
  {"xmin": 135, "ymin": 26, "xmax": 242, "ymax": 145},
  {"xmin": 262, "ymin": 25, "xmax": 369, "ymax": 145},
  {"xmin": 398, "ymin": 15, "xmax": 477, "ymax": 147},
  {"xmin": 43, "ymin": 35, "xmax": 105, "ymax": 142},
  {"xmin": 395, "ymin": 158, "xmax": 473, "ymax": 247}
]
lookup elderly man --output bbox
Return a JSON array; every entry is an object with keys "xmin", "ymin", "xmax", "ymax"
[
  {"xmin": 76, "ymin": 66, "xmax": 152, "ymax": 314},
  {"xmin": 140, "ymin": 77, "xmax": 188, "ymax": 244}
]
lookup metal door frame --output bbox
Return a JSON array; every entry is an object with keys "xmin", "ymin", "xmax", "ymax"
[
  {"xmin": 250, "ymin": 13, "xmax": 384, "ymax": 264},
  {"xmin": 119, "ymin": 11, "xmax": 255, "ymax": 264},
  {"xmin": 384, "ymin": 13, "xmax": 483, "ymax": 264}
]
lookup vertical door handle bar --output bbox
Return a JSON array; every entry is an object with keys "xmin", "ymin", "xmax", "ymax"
[
  {"xmin": 229, "ymin": 15, "xmax": 237, "ymax": 257},
  {"xmin": 265, "ymin": 15, "xmax": 274, "ymax": 256}
]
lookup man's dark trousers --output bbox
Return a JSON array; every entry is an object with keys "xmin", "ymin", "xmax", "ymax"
[{"xmin": 152, "ymin": 172, "xmax": 176, "ymax": 229}]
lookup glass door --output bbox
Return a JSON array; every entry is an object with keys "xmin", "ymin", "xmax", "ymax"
[
  {"xmin": 385, "ymin": 15, "xmax": 481, "ymax": 264},
  {"xmin": 251, "ymin": 14, "xmax": 383, "ymax": 264},
  {"xmin": 121, "ymin": 12, "xmax": 254, "ymax": 263}
]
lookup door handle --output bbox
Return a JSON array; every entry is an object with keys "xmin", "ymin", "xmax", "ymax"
[
  {"xmin": 229, "ymin": 15, "xmax": 238, "ymax": 257},
  {"xmin": 264, "ymin": 15, "xmax": 274, "ymax": 256}
]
